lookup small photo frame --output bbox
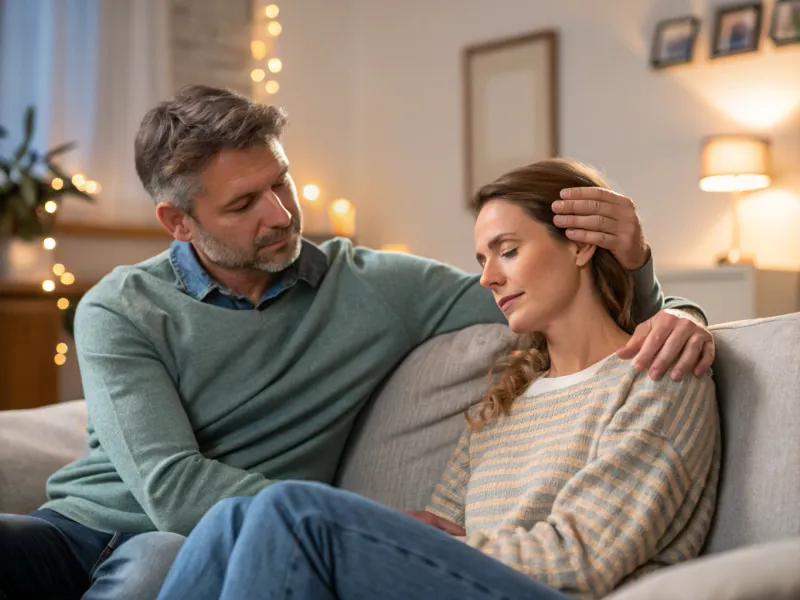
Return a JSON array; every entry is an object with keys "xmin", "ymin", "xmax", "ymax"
[
  {"xmin": 650, "ymin": 16, "xmax": 701, "ymax": 68},
  {"xmin": 711, "ymin": 3, "xmax": 764, "ymax": 58},
  {"xmin": 770, "ymin": 0, "xmax": 800, "ymax": 46}
]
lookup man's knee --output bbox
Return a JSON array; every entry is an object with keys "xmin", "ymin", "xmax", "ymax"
[{"xmin": 88, "ymin": 532, "xmax": 185, "ymax": 600}]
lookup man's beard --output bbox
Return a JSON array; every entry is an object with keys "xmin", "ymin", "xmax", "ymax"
[{"xmin": 193, "ymin": 216, "xmax": 303, "ymax": 273}]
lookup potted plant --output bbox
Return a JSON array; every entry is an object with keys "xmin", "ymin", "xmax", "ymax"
[{"xmin": 0, "ymin": 106, "xmax": 95, "ymax": 279}]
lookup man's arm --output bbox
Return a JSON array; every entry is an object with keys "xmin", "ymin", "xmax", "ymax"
[{"xmin": 75, "ymin": 298, "xmax": 272, "ymax": 535}]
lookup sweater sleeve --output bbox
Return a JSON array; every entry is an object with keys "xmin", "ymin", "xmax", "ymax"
[
  {"xmin": 359, "ymin": 248, "xmax": 703, "ymax": 346},
  {"xmin": 426, "ymin": 428, "xmax": 471, "ymax": 527},
  {"xmin": 466, "ymin": 374, "xmax": 719, "ymax": 598},
  {"xmin": 74, "ymin": 296, "xmax": 273, "ymax": 535}
]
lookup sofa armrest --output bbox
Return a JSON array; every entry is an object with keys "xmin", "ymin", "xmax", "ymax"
[
  {"xmin": 605, "ymin": 537, "xmax": 800, "ymax": 600},
  {"xmin": 0, "ymin": 400, "xmax": 88, "ymax": 514}
]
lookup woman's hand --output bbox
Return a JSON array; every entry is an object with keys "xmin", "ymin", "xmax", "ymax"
[{"xmin": 406, "ymin": 511, "xmax": 466, "ymax": 536}]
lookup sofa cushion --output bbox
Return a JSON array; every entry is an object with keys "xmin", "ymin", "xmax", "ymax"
[
  {"xmin": 704, "ymin": 313, "xmax": 800, "ymax": 554},
  {"xmin": 605, "ymin": 537, "xmax": 800, "ymax": 600},
  {"xmin": 0, "ymin": 399, "xmax": 88, "ymax": 515},
  {"xmin": 335, "ymin": 324, "xmax": 508, "ymax": 510}
]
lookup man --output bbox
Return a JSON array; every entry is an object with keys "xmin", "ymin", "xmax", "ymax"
[{"xmin": 0, "ymin": 85, "xmax": 714, "ymax": 599}]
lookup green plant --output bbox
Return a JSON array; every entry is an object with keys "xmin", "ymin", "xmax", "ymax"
[{"xmin": 0, "ymin": 106, "xmax": 95, "ymax": 240}]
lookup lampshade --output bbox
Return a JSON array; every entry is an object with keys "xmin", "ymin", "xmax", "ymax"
[{"xmin": 699, "ymin": 135, "xmax": 771, "ymax": 192}]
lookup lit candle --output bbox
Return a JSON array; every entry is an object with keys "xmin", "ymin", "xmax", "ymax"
[
  {"xmin": 301, "ymin": 198, "xmax": 327, "ymax": 234},
  {"xmin": 380, "ymin": 244, "xmax": 410, "ymax": 253},
  {"xmin": 328, "ymin": 199, "xmax": 355, "ymax": 237}
]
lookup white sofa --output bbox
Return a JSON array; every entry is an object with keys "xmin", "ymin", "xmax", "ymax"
[{"xmin": 1, "ymin": 314, "xmax": 799, "ymax": 599}]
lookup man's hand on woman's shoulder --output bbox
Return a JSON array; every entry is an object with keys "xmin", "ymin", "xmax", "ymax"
[{"xmin": 617, "ymin": 309, "xmax": 715, "ymax": 382}]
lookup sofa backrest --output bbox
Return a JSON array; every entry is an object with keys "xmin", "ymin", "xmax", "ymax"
[
  {"xmin": 702, "ymin": 313, "xmax": 800, "ymax": 554},
  {"xmin": 336, "ymin": 314, "xmax": 800, "ymax": 555},
  {"xmin": 335, "ymin": 324, "xmax": 508, "ymax": 510}
]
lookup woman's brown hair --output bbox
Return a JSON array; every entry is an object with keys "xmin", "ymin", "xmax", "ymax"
[{"xmin": 468, "ymin": 158, "xmax": 635, "ymax": 429}]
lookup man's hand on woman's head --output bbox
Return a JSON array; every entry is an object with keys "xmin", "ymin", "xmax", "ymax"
[
  {"xmin": 552, "ymin": 187, "xmax": 649, "ymax": 270},
  {"xmin": 617, "ymin": 309, "xmax": 716, "ymax": 381},
  {"xmin": 405, "ymin": 511, "xmax": 466, "ymax": 537}
]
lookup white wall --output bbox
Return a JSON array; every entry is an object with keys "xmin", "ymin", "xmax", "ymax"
[{"xmin": 277, "ymin": 0, "xmax": 800, "ymax": 273}]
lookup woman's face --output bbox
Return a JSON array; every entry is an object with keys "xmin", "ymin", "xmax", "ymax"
[{"xmin": 474, "ymin": 199, "xmax": 587, "ymax": 334}]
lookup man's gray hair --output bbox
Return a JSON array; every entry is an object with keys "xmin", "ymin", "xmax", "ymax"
[{"xmin": 134, "ymin": 85, "xmax": 288, "ymax": 212}]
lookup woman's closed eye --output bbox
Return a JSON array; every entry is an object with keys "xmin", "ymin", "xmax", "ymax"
[{"xmin": 501, "ymin": 248, "xmax": 518, "ymax": 259}]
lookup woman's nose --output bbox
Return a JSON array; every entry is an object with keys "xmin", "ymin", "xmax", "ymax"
[{"xmin": 479, "ymin": 261, "xmax": 504, "ymax": 289}]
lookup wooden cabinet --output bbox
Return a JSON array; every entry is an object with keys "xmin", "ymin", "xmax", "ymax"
[
  {"xmin": 0, "ymin": 281, "xmax": 93, "ymax": 411},
  {"xmin": 657, "ymin": 267, "xmax": 800, "ymax": 326}
]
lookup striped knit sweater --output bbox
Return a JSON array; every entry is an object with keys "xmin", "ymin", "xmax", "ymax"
[{"xmin": 427, "ymin": 354, "xmax": 720, "ymax": 599}]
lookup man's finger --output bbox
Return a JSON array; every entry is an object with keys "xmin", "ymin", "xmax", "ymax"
[
  {"xmin": 667, "ymin": 333, "xmax": 707, "ymax": 380},
  {"xmin": 616, "ymin": 322, "xmax": 649, "ymax": 359},
  {"xmin": 564, "ymin": 229, "xmax": 615, "ymax": 248},
  {"xmin": 435, "ymin": 518, "xmax": 466, "ymax": 536},
  {"xmin": 554, "ymin": 214, "xmax": 619, "ymax": 233},
  {"xmin": 693, "ymin": 341, "xmax": 715, "ymax": 376},
  {"xmin": 552, "ymin": 199, "xmax": 620, "ymax": 218},
  {"xmin": 646, "ymin": 318, "xmax": 696, "ymax": 380},
  {"xmin": 630, "ymin": 317, "xmax": 673, "ymax": 375},
  {"xmin": 560, "ymin": 187, "xmax": 627, "ymax": 204}
]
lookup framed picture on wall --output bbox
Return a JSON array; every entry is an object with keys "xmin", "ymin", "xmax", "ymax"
[
  {"xmin": 711, "ymin": 3, "xmax": 764, "ymax": 58},
  {"xmin": 650, "ymin": 16, "xmax": 701, "ymax": 68},
  {"xmin": 770, "ymin": 0, "xmax": 800, "ymax": 46},
  {"xmin": 462, "ymin": 30, "xmax": 558, "ymax": 201}
]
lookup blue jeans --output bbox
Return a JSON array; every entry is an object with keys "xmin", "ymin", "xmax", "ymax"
[
  {"xmin": 0, "ymin": 509, "xmax": 184, "ymax": 600},
  {"xmin": 157, "ymin": 482, "xmax": 569, "ymax": 600}
]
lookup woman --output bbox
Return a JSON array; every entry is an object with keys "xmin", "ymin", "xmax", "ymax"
[{"xmin": 157, "ymin": 159, "xmax": 720, "ymax": 600}]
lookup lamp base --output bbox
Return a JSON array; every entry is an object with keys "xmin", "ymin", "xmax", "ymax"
[{"xmin": 716, "ymin": 248, "xmax": 754, "ymax": 266}]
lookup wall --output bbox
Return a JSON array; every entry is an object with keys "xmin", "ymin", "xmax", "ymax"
[{"xmin": 277, "ymin": 0, "xmax": 800, "ymax": 273}]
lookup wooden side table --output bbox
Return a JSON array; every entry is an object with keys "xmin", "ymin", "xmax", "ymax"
[{"xmin": 0, "ymin": 281, "xmax": 95, "ymax": 411}]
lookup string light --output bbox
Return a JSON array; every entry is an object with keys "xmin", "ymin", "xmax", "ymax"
[
  {"xmin": 251, "ymin": 40, "xmax": 267, "ymax": 60},
  {"xmin": 43, "ymin": 237, "xmax": 56, "ymax": 250},
  {"xmin": 44, "ymin": 201, "xmax": 58, "ymax": 214},
  {"xmin": 51, "ymin": 178, "xmax": 64, "ymax": 190},
  {"xmin": 54, "ymin": 354, "xmax": 66, "ymax": 366},
  {"xmin": 56, "ymin": 342, "xmax": 68, "ymax": 354},
  {"xmin": 57, "ymin": 298, "xmax": 70, "ymax": 310},
  {"xmin": 52, "ymin": 263, "xmax": 66, "ymax": 276},
  {"xmin": 84, "ymin": 180, "xmax": 100, "ymax": 194},
  {"xmin": 252, "ymin": 3, "xmax": 282, "ymax": 99},
  {"xmin": 60, "ymin": 272, "xmax": 75, "ymax": 285},
  {"xmin": 42, "ymin": 280, "xmax": 55, "ymax": 292}
]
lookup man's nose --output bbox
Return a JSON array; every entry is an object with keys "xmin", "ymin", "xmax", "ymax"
[{"xmin": 259, "ymin": 190, "xmax": 292, "ymax": 228}]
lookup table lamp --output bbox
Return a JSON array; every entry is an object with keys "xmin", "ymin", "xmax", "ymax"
[{"xmin": 699, "ymin": 135, "xmax": 771, "ymax": 265}]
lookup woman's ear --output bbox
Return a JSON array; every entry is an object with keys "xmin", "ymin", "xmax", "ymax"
[{"xmin": 572, "ymin": 242, "xmax": 597, "ymax": 267}]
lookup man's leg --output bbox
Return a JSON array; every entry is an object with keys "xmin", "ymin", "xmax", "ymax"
[
  {"xmin": 158, "ymin": 482, "xmax": 569, "ymax": 600},
  {"xmin": 84, "ymin": 532, "xmax": 185, "ymax": 600},
  {"xmin": 0, "ymin": 511, "xmax": 111, "ymax": 599}
]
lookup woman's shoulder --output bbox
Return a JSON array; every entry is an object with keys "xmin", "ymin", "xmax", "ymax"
[{"xmin": 610, "ymin": 362, "xmax": 718, "ymax": 453}]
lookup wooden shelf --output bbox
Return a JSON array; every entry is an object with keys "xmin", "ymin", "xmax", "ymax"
[{"xmin": 0, "ymin": 280, "xmax": 96, "ymax": 298}]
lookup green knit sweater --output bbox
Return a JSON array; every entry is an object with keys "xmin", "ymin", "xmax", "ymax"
[{"xmin": 43, "ymin": 239, "xmax": 692, "ymax": 535}]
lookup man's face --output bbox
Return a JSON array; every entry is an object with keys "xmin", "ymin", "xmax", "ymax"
[{"xmin": 187, "ymin": 141, "xmax": 303, "ymax": 273}]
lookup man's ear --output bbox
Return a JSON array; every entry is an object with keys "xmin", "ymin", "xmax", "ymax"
[
  {"xmin": 572, "ymin": 242, "xmax": 597, "ymax": 267},
  {"xmin": 156, "ymin": 202, "xmax": 193, "ymax": 242}
]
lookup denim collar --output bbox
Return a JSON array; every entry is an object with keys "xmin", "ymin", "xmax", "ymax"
[{"xmin": 169, "ymin": 238, "xmax": 327, "ymax": 307}]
